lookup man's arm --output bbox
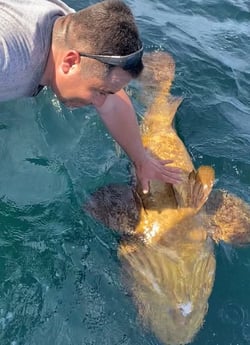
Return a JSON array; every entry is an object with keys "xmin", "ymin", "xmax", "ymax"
[{"xmin": 95, "ymin": 89, "xmax": 182, "ymax": 193}]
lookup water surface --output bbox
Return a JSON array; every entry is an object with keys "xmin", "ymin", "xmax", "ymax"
[{"xmin": 0, "ymin": 0, "xmax": 249, "ymax": 344}]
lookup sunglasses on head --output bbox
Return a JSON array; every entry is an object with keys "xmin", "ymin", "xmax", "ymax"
[{"xmin": 78, "ymin": 46, "xmax": 143, "ymax": 69}]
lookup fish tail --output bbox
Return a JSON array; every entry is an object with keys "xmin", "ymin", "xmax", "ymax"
[
  {"xmin": 161, "ymin": 95, "xmax": 183, "ymax": 126},
  {"xmin": 140, "ymin": 51, "xmax": 175, "ymax": 93},
  {"xmin": 138, "ymin": 51, "xmax": 176, "ymax": 108},
  {"xmin": 143, "ymin": 95, "xmax": 183, "ymax": 131}
]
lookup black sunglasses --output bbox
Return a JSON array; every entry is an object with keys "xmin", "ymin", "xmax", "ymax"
[{"xmin": 78, "ymin": 46, "xmax": 143, "ymax": 69}]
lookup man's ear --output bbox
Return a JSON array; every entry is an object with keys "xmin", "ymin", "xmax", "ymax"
[{"xmin": 61, "ymin": 50, "xmax": 81, "ymax": 74}]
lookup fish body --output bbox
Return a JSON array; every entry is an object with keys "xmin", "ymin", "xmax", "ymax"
[
  {"xmin": 117, "ymin": 53, "xmax": 216, "ymax": 344},
  {"xmin": 84, "ymin": 52, "xmax": 250, "ymax": 345}
]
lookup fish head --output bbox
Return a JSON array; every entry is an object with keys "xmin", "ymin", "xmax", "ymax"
[{"xmin": 119, "ymin": 236, "xmax": 216, "ymax": 345}]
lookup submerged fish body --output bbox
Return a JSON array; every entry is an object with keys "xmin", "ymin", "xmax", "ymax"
[{"xmin": 84, "ymin": 52, "xmax": 250, "ymax": 345}]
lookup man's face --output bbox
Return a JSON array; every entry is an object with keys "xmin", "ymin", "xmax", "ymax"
[{"xmin": 51, "ymin": 60, "xmax": 132, "ymax": 109}]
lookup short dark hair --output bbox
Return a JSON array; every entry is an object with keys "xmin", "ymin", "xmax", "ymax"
[{"xmin": 63, "ymin": 0, "xmax": 143, "ymax": 77}]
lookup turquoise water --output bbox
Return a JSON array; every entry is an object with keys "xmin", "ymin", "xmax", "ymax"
[{"xmin": 0, "ymin": 0, "xmax": 249, "ymax": 344}]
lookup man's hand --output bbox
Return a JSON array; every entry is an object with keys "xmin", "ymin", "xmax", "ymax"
[{"xmin": 134, "ymin": 152, "xmax": 183, "ymax": 194}]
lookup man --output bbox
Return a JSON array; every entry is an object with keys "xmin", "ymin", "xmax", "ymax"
[{"xmin": 0, "ymin": 0, "xmax": 182, "ymax": 193}]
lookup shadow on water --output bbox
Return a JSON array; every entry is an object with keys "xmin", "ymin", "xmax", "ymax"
[{"xmin": 0, "ymin": 0, "xmax": 249, "ymax": 344}]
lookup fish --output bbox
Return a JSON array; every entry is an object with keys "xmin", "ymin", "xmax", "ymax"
[{"xmin": 84, "ymin": 51, "xmax": 250, "ymax": 345}]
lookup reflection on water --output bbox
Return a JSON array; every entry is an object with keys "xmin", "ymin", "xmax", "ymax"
[{"xmin": 0, "ymin": 0, "xmax": 249, "ymax": 344}]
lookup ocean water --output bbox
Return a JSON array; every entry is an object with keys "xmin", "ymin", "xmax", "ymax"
[{"xmin": 0, "ymin": 0, "xmax": 249, "ymax": 344}]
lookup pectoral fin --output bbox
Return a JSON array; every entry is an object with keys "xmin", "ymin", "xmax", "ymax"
[
  {"xmin": 188, "ymin": 166, "xmax": 215, "ymax": 210},
  {"xmin": 83, "ymin": 184, "xmax": 141, "ymax": 235},
  {"xmin": 204, "ymin": 189, "xmax": 250, "ymax": 245}
]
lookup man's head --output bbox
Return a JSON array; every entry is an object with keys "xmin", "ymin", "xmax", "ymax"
[{"xmin": 43, "ymin": 0, "xmax": 143, "ymax": 108}]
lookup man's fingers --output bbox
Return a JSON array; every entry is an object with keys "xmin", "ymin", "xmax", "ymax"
[
  {"xmin": 159, "ymin": 160, "xmax": 183, "ymax": 173},
  {"xmin": 160, "ymin": 159, "xmax": 174, "ymax": 165},
  {"xmin": 135, "ymin": 155, "xmax": 184, "ymax": 191},
  {"xmin": 158, "ymin": 164, "xmax": 184, "ymax": 183}
]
